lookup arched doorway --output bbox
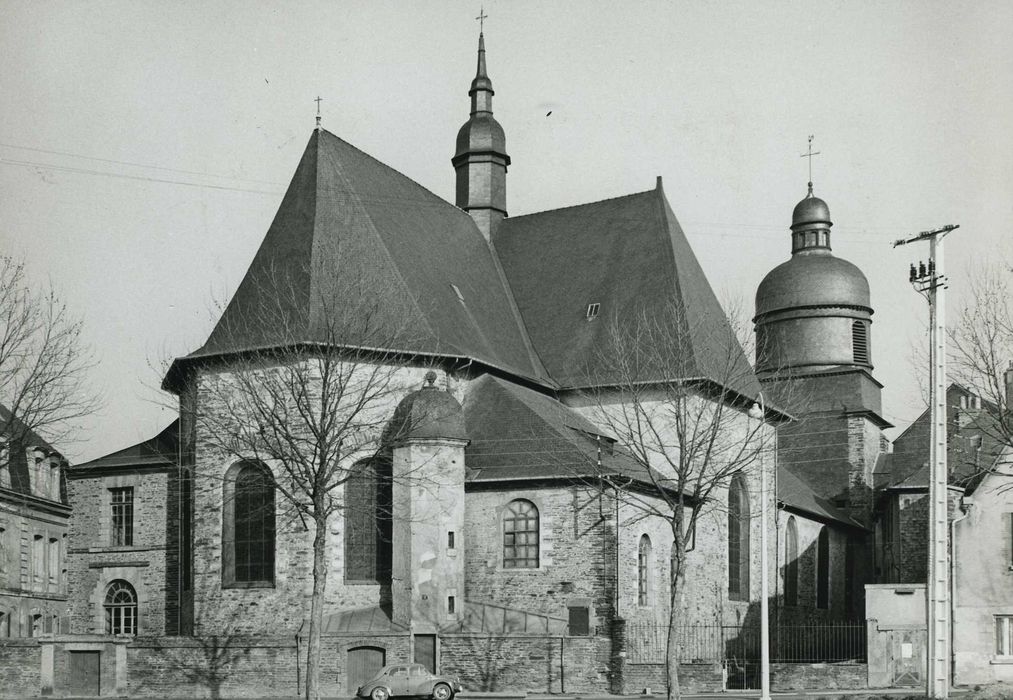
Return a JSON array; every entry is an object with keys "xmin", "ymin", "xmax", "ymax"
[{"xmin": 347, "ymin": 646, "xmax": 386, "ymax": 693}]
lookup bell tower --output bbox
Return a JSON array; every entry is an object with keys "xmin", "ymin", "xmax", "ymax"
[{"xmin": 452, "ymin": 30, "xmax": 510, "ymax": 240}]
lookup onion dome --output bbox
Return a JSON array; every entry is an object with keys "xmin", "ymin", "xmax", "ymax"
[
  {"xmin": 792, "ymin": 192, "xmax": 832, "ymax": 229},
  {"xmin": 391, "ymin": 371, "xmax": 468, "ymax": 443}
]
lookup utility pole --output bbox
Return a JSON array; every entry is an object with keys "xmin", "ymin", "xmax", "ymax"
[{"xmin": 894, "ymin": 224, "xmax": 959, "ymax": 699}]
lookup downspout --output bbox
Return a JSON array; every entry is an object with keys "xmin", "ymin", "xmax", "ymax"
[{"xmin": 949, "ymin": 495, "xmax": 971, "ymax": 685}]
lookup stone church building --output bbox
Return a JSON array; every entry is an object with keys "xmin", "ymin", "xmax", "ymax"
[{"xmin": 10, "ymin": 29, "xmax": 1004, "ymax": 698}]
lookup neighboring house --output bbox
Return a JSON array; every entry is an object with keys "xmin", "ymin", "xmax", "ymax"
[
  {"xmin": 0, "ymin": 408, "xmax": 70, "ymax": 638},
  {"xmin": 65, "ymin": 421, "xmax": 181, "ymax": 637},
  {"xmin": 873, "ymin": 371, "xmax": 1013, "ymax": 685}
]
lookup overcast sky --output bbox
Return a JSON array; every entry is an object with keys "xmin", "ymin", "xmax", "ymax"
[{"xmin": 2, "ymin": 1, "xmax": 1011, "ymax": 462}]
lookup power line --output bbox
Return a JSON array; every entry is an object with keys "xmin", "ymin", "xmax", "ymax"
[{"xmin": 0, "ymin": 141, "xmax": 285, "ymax": 186}]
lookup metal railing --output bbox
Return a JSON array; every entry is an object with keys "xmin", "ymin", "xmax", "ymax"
[{"xmin": 625, "ymin": 622, "xmax": 866, "ymax": 665}]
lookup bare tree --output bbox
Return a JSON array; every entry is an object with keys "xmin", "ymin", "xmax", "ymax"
[
  {"xmin": 947, "ymin": 263, "xmax": 1013, "ymax": 476},
  {"xmin": 574, "ymin": 301, "xmax": 775, "ymax": 700},
  {"xmin": 0, "ymin": 255, "xmax": 97, "ymax": 453},
  {"xmin": 179, "ymin": 262, "xmax": 436, "ymax": 700}
]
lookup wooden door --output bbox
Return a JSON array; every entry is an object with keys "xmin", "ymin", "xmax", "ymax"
[
  {"xmin": 889, "ymin": 629, "xmax": 925, "ymax": 687},
  {"xmin": 414, "ymin": 634, "xmax": 437, "ymax": 674},
  {"xmin": 67, "ymin": 651, "xmax": 101, "ymax": 696},
  {"xmin": 347, "ymin": 646, "xmax": 386, "ymax": 693}
]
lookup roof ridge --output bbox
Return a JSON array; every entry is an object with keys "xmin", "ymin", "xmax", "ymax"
[
  {"xmin": 318, "ymin": 129, "xmax": 471, "ymax": 219},
  {"xmin": 505, "ymin": 188, "xmax": 656, "ymax": 221}
]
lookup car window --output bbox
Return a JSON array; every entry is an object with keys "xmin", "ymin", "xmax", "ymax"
[
  {"xmin": 409, "ymin": 665, "xmax": 425, "ymax": 676},
  {"xmin": 391, "ymin": 667, "xmax": 408, "ymax": 677}
]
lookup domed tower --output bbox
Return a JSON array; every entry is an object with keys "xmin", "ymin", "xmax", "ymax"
[
  {"xmin": 754, "ymin": 186, "xmax": 873, "ymax": 377},
  {"xmin": 452, "ymin": 30, "xmax": 510, "ymax": 240},
  {"xmin": 754, "ymin": 183, "xmax": 890, "ymax": 544}
]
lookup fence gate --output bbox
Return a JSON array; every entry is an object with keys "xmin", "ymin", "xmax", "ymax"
[{"xmin": 67, "ymin": 651, "xmax": 101, "ymax": 696}]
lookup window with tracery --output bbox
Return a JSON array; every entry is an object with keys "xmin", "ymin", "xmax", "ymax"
[
  {"xmin": 503, "ymin": 499, "xmax": 539, "ymax": 568},
  {"xmin": 344, "ymin": 458, "xmax": 392, "ymax": 583},
  {"xmin": 104, "ymin": 579, "xmax": 137, "ymax": 635},
  {"xmin": 638, "ymin": 534, "xmax": 653, "ymax": 606},
  {"xmin": 223, "ymin": 462, "xmax": 275, "ymax": 586},
  {"xmin": 728, "ymin": 474, "xmax": 750, "ymax": 601}
]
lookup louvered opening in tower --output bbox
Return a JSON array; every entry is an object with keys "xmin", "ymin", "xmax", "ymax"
[{"xmin": 852, "ymin": 321, "xmax": 869, "ymax": 365}]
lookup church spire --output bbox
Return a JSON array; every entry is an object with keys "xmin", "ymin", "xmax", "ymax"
[{"xmin": 452, "ymin": 25, "xmax": 510, "ymax": 241}]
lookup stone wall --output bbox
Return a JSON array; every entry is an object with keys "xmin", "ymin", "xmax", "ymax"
[
  {"xmin": 0, "ymin": 639, "xmax": 40, "ymax": 698},
  {"xmin": 621, "ymin": 662, "xmax": 723, "ymax": 695},
  {"xmin": 770, "ymin": 661, "xmax": 867, "ymax": 690},
  {"xmin": 65, "ymin": 468, "xmax": 171, "ymax": 635},
  {"xmin": 440, "ymin": 633, "xmax": 609, "ymax": 693}
]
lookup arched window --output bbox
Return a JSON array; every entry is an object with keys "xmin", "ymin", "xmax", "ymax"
[
  {"xmin": 344, "ymin": 458, "xmax": 392, "ymax": 583},
  {"xmin": 816, "ymin": 526, "xmax": 830, "ymax": 609},
  {"xmin": 638, "ymin": 534, "xmax": 653, "ymax": 606},
  {"xmin": 852, "ymin": 321, "xmax": 869, "ymax": 365},
  {"xmin": 180, "ymin": 469, "xmax": 192, "ymax": 592},
  {"xmin": 784, "ymin": 517, "xmax": 799, "ymax": 606},
  {"xmin": 223, "ymin": 462, "xmax": 275, "ymax": 586},
  {"xmin": 104, "ymin": 580, "xmax": 137, "ymax": 635},
  {"xmin": 503, "ymin": 499, "xmax": 539, "ymax": 569},
  {"xmin": 728, "ymin": 474, "xmax": 750, "ymax": 601}
]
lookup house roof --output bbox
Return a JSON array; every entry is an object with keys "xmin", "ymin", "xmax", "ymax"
[
  {"xmin": 166, "ymin": 129, "xmax": 550, "ymax": 389},
  {"xmin": 74, "ymin": 420, "xmax": 179, "ymax": 471},
  {"xmin": 496, "ymin": 182, "xmax": 760, "ymax": 398},
  {"xmin": 464, "ymin": 374, "xmax": 652, "ymax": 484},
  {"xmin": 778, "ymin": 466, "xmax": 867, "ymax": 530},
  {"xmin": 876, "ymin": 383, "xmax": 1007, "ymax": 494}
]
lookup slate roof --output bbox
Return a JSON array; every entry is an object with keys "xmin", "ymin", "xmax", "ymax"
[
  {"xmin": 496, "ymin": 184, "xmax": 760, "ymax": 397},
  {"xmin": 777, "ymin": 466, "xmax": 866, "ymax": 530},
  {"xmin": 74, "ymin": 420, "xmax": 179, "ymax": 470},
  {"xmin": 167, "ymin": 129, "xmax": 549, "ymax": 389},
  {"xmin": 464, "ymin": 374, "xmax": 652, "ymax": 484},
  {"xmin": 875, "ymin": 383, "xmax": 1007, "ymax": 494}
]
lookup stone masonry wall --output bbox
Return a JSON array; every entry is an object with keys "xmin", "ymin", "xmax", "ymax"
[
  {"xmin": 440, "ymin": 633, "xmax": 609, "ymax": 693},
  {"xmin": 0, "ymin": 639, "xmax": 41, "ymax": 698},
  {"xmin": 65, "ymin": 469, "xmax": 170, "ymax": 635}
]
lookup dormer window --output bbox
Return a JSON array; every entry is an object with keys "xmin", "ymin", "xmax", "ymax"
[{"xmin": 586, "ymin": 303, "xmax": 600, "ymax": 321}]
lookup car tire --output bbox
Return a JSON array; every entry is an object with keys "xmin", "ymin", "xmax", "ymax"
[
  {"xmin": 433, "ymin": 682, "xmax": 453, "ymax": 700},
  {"xmin": 371, "ymin": 687, "xmax": 390, "ymax": 700}
]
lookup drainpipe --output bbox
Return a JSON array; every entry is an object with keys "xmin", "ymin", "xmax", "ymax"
[{"xmin": 949, "ymin": 496, "xmax": 971, "ymax": 685}]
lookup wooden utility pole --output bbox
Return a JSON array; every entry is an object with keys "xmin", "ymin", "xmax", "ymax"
[{"xmin": 894, "ymin": 224, "xmax": 959, "ymax": 699}]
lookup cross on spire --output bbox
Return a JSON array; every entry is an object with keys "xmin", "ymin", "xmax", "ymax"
[
  {"xmin": 800, "ymin": 134, "xmax": 821, "ymax": 195},
  {"xmin": 315, "ymin": 96, "xmax": 322, "ymax": 130},
  {"xmin": 476, "ymin": 7, "xmax": 487, "ymax": 33}
]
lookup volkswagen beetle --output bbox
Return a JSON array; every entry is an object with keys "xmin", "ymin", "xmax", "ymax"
[{"xmin": 356, "ymin": 664, "xmax": 463, "ymax": 700}]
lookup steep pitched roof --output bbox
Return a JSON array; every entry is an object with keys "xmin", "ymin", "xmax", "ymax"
[
  {"xmin": 464, "ymin": 374, "xmax": 650, "ymax": 483},
  {"xmin": 167, "ymin": 129, "xmax": 549, "ymax": 389},
  {"xmin": 495, "ymin": 183, "xmax": 760, "ymax": 398},
  {"xmin": 877, "ymin": 383, "xmax": 1007, "ymax": 493},
  {"xmin": 74, "ymin": 420, "xmax": 178, "ymax": 471}
]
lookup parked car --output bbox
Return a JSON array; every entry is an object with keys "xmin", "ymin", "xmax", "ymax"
[{"xmin": 356, "ymin": 664, "xmax": 463, "ymax": 700}]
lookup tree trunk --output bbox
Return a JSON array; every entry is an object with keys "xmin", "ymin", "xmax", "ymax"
[
  {"xmin": 667, "ymin": 547, "xmax": 687, "ymax": 700},
  {"xmin": 306, "ymin": 516, "xmax": 329, "ymax": 700}
]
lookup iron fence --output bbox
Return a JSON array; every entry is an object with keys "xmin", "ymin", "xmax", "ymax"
[{"xmin": 625, "ymin": 621, "xmax": 866, "ymax": 665}]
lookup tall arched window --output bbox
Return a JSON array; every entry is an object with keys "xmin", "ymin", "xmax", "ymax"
[
  {"xmin": 223, "ymin": 461, "xmax": 275, "ymax": 586},
  {"xmin": 638, "ymin": 534, "xmax": 653, "ymax": 606},
  {"xmin": 104, "ymin": 580, "xmax": 137, "ymax": 635},
  {"xmin": 344, "ymin": 458, "xmax": 392, "ymax": 583},
  {"xmin": 503, "ymin": 499, "xmax": 539, "ymax": 568},
  {"xmin": 816, "ymin": 526, "xmax": 830, "ymax": 609},
  {"xmin": 728, "ymin": 474, "xmax": 750, "ymax": 601},
  {"xmin": 784, "ymin": 517, "xmax": 799, "ymax": 606}
]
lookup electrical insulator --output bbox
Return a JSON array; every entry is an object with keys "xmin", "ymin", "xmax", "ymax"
[
  {"xmin": 919, "ymin": 262, "xmax": 927, "ymax": 278},
  {"xmin": 909, "ymin": 264, "xmax": 917, "ymax": 282}
]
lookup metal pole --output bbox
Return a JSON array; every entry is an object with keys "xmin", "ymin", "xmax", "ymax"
[{"xmin": 749, "ymin": 401, "xmax": 770, "ymax": 700}]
